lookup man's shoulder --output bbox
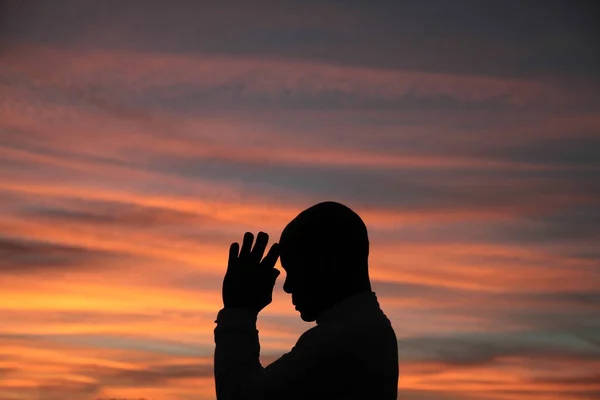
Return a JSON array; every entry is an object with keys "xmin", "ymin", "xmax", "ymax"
[
  {"xmin": 295, "ymin": 324, "xmax": 329, "ymax": 344},
  {"xmin": 290, "ymin": 317, "xmax": 397, "ymax": 373},
  {"xmin": 296, "ymin": 314, "xmax": 396, "ymax": 348},
  {"xmin": 293, "ymin": 323, "xmax": 352, "ymax": 353}
]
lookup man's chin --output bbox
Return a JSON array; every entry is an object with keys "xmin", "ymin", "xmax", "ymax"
[{"xmin": 298, "ymin": 309, "xmax": 317, "ymax": 322}]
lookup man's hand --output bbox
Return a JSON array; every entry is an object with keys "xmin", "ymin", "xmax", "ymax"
[{"xmin": 222, "ymin": 231, "xmax": 281, "ymax": 314}]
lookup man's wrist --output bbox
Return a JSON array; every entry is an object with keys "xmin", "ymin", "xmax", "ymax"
[
  {"xmin": 215, "ymin": 306, "xmax": 259, "ymax": 325},
  {"xmin": 221, "ymin": 302, "xmax": 261, "ymax": 315}
]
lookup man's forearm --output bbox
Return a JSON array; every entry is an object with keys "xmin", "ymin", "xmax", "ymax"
[{"xmin": 214, "ymin": 307, "xmax": 263, "ymax": 400}]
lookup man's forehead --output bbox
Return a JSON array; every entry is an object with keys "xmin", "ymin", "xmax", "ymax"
[{"xmin": 280, "ymin": 223, "xmax": 310, "ymax": 247}]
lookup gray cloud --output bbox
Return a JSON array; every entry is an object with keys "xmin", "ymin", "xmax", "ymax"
[
  {"xmin": 0, "ymin": 309, "xmax": 160, "ymax": 324},
  {"xmin": 17, "ymin": 199, "xmax": 240, "ymax": 252},
  {"xmin": 6, "ymin": 379, "xmax": 101, "ymax": 400},
  {"xmin": 2, "ymin": 1, "xmax": 598, "ymax": 80},
  {"xmin": 0, "ymin": 235, "xmax": 122, "ymax": 273},
  {"xmin": 5, "ymin": 53, "xmax": 574, "ymax": 116},
  {"xmin": 398, "ymin": 331, "xmax": 600, "ymax": 367},
  {"xmin": 146, "ymin": 152, "xmax": 597, "ymax": 216},
  {"xmin": 373, "ymin": 279, "xmax": 600, "ymax": 340},
  {"xmin": 494, "ymin": 204, "xmax": 600, "ymax": 243},
  {"xmin": 3, "ymin": 332, "xmax": 212, "ymax": 357},
  {"xmin": 369, "ymin": 204, "xmax": 600, "ymax": 247},
  {"xmin": 373, "ymin": 279, "xmax": 600, "ymax": 310},
  {"xmin": 21, "ymin": 200, "xmax": 212, "ymax": 228},
  {"xmin": 85, "ymin": 362, "xmax": 213, "ymax": 387},
  {"xmin": 483, "ymin": 136, "xmax": 600, "ymax": 168},
  {"xmin": 532, "ymin": 374, "xmax": 600, "ymax": 385}
]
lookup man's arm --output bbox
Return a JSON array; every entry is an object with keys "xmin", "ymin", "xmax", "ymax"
[
  {"xmin": 214, "ymin": 307, "xmax": 340, "ymax": 400},
  {"xmin": 213, "ymin": 307, "xmax": 262, "ymax": 400},
  {"xmin": 214, "ymin": 231, "xmax": 280, "ymax": 400}
]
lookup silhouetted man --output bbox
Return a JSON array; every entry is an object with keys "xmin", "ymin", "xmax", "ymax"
[{"xmin": 214, "ymin": 201, "xmax": 399, "ymax": 400}]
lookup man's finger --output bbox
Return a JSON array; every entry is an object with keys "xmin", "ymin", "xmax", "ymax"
[
  {"xmin": 251, "ymin": 231, "xmax": 269, "ymax": 263},
  {"xmin": 260, "ymin": 243, "xmax": 280, "ymax": 269},
  {"xmin": 227, "ymin": 242, "xmax": 240, "ymax": 272},
  {"xmin": 239, "ymin": 232, "xmax": 254, "ymax": 261}
]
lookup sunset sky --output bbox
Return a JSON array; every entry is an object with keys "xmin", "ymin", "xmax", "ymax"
[{"xmin": 1, "ymin": 1, "xmax": 599, "ymax": 399}]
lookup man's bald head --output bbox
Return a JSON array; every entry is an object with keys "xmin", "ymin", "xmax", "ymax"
[
  {"xmin": 278, "ymin": 201, "xmax": 371, "ymax": 321},
  {"xmin": 280, "ymin": 201, "xmax": 369, "ymax": 271}
]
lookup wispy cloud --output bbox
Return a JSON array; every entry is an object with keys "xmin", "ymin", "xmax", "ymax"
[
  {"xmin": 3, "ymin": 43, "xmax": 589, "ymax": 112},
  {"xmin": 1, "ymin": 2, "xmax": 599, "ymax": 400}
]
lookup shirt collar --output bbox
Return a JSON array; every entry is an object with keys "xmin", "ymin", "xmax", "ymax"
[{"xmin": 316, "ymin": 290, "xmax": 380, "ymax": 325}]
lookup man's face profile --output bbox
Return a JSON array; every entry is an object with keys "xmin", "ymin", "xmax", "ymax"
[
  {"xmin": 280, "ymin": 246, "xmax": 326, "ymax": 322},
  {"xmin": 278, "ymin": 201, "xmax": 370, "ymax": 322}
]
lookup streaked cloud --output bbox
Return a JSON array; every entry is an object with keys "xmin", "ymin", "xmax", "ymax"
[{"xmin": 1, "ymin": 1, "xmax": 599, "ymax": 400}]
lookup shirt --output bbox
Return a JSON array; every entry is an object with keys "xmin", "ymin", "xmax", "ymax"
[{"xmin": 214, "ymin": 291, "xmax": 399, "ymax": 400}]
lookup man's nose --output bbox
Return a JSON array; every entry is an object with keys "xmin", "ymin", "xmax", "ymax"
[{"xmin": 283, "ymin": 276, "xmax": 292, "ymax": 294}]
